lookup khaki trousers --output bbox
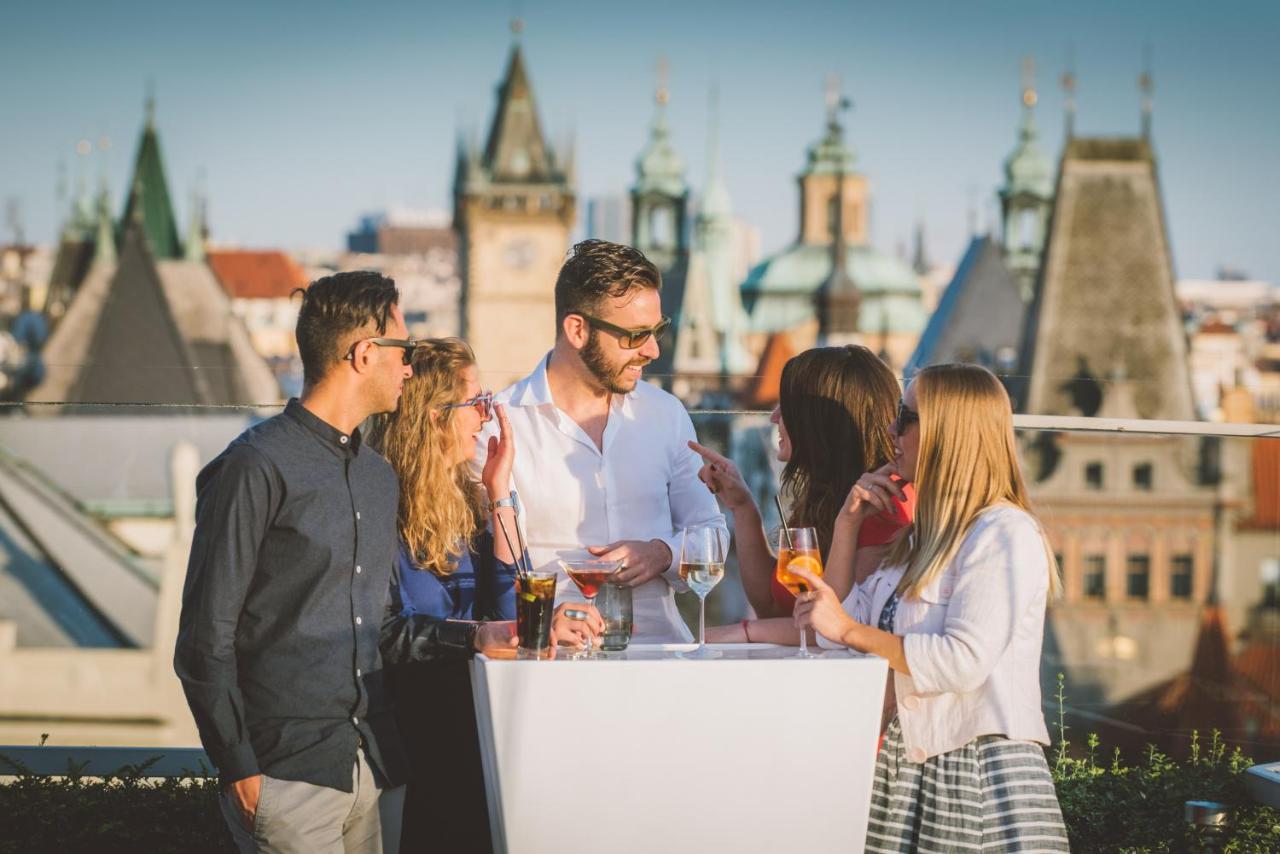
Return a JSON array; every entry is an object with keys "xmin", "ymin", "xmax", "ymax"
[{"xmin": 220, "ymin": 750, "xmax": 405, "ymax": 854}]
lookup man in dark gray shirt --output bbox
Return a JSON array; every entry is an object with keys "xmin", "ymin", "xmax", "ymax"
[{"xmin": 175, "ymin": 272, "xmax": 512, "ymax": 853}]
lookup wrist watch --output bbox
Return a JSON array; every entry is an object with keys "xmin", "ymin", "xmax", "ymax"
[{"xmin": 489, "ymin": 490, "xmax": 518, "ymax": 513}]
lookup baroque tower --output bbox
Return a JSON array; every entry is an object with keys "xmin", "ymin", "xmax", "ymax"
[
  {"xmin": 999, "ymin": 57, "xmax": 1054, "ymax": 301},
  {"xmin": 454, "ymin": 24, "xmax": 575, "ymax": 383},
  {"xmin": 630, "ymin": 59, "xmax": 690, "ymax": 388}
]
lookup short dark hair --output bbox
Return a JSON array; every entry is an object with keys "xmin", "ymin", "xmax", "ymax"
[
  {"xmin": 295, "ymin": 271, "xmax": 399, "ymax": 386},
  {"xmin": 554, "ymin": 240, "xmax": 661, "ymax": 333}
]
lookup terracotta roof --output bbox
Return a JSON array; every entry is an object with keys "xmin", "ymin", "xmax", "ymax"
[
  {"xmin": 1240, "ymin": 438, "xmax": 1280, "ymax": 530},
  {"xmin": 207, "ymin": 250, "xmax": 308, "ymax": 300},
  {"xmin": 741, "ymin": 332, "xmax": 796, "ymax": 409}
]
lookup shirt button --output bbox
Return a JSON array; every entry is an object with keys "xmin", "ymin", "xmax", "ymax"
[
  {"xmin": 908, "ymin": 746, "xmax": 927, "ymax": 764},
  {"xmin": 356, "ymin": 565, "xmax": 363, "ymax": 574},
  {"xmin": 902, "ymin": 695, "xmax": 921, "ymax": 711},
  {"xmin": 356, "ymin": 668, "xmax": 362, "ymax": 678},
  {"xmin": 339, "ymin": 435, "xmax": 349, "ymax": 445},
  {"xmin": 355, "ymin": 616, "xmax": 363, "ymax": 625},
  {"xmin": 352, "ymin": 716, "xmax": 359, "ymax": 725},
  {"xmin": 356, "ymin": 511, "xmax": 361, "ymax": 520}
]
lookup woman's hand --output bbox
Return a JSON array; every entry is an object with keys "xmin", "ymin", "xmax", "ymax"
[
  {"xmin": 551, "ymin": 603, "xmax": 604, "ymax": 649},
  {"xmin": 482, "ymin": 403, "xmax": 515, "ymax": 500},
  {"xmin": 689, "ymin": 440, "xmax": 754, "ymax": 513},
  {"xmin": 789, "ymin": 564, "xmax": 855, "ymax": 646},
  {"xmin": 839, "ymin": 463, "xmax": 907, "ymax": 524}
]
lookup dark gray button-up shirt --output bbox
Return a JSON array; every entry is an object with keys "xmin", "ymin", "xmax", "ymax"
[{"xmin": 174, "ymin": 399, "xmax": 406, "ymax": 792}]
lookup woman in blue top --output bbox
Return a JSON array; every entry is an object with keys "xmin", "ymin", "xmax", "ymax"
[{"xmin": 370, "ymin": 338, "xmax": 601, "ymax": 854}]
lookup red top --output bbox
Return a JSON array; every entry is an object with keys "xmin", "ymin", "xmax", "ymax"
[{"xmin": 769, "ymin": 482, "xmax": 916, "ymax": 614}]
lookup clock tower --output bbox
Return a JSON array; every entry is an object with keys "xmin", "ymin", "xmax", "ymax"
[{"xmin": 454, "ymin": 23, "xmax": 576, "ymax": 385}]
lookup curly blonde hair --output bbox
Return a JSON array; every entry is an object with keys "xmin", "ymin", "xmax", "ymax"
[{"xmin": 367, "ymin": 338, "xmax": 486, "ymax": 575}]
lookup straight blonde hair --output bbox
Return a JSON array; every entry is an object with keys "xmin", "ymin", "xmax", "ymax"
[
  {"xmin": 887, "ymin": 364, "xmax": 1061, "ymax": 599},
  {"xmin": 367, "ymin": 338, "xmax": 486, "ymax": 576}
]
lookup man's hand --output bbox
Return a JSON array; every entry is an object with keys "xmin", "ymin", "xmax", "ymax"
[
  {"xmin": 474, "ymin": 621, "xmax": 518, "ymax": 655},
  {"xmin": 551, "ymin": 603, "xmax": 604, "ymax": 649},
  {"xmin": 587, "ymin": 539, "xmax": 672, "ymax": 586},
  {"xmin": 225, "ymin": 774, "xmax": 263, "ymax": 830}
]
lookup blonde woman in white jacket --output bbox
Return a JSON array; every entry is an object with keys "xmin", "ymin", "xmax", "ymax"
[{"xmin": 791, "ymin": 364, "xmax": 1069, "ymax": 853}]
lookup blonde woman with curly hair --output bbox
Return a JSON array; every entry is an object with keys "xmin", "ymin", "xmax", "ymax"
[
  {"xmin": 791, "ymin": 364, "xmax": 1068, "ymax": 853},
  {"xmin": 369, "ymin": 338, "xmax": 600, "ymax": 854}
]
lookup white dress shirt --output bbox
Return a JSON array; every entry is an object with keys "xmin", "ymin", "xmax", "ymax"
[
  {"xmin": 893, "ymin": 505, "xmax": 1053, "ymax": 762},
  {"xmin": 476, "ymin": 354, "xmax": 728, "ymax": 643}
]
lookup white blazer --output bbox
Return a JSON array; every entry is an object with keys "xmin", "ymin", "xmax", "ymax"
[{"xmin": 892, "ymin": 505, "xmax": 1053, "ymax": 762}]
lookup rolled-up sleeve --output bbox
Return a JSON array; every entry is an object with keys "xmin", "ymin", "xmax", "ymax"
[
  {"xmin": 660, "ymin": 410, "xmax": 729, "ymax": 586},
  {"xmin": 173, "ymin": 444, "xmax": 277, "ymax": 783},
  {"xmin": 902, "ymin": 513, "xmax": 1048, "ymax": 695}
]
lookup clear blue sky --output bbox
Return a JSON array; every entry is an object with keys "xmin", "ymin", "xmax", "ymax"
[{"xmin": 3, "ymin": 0, "xmax": 1277, "ymax": 282}]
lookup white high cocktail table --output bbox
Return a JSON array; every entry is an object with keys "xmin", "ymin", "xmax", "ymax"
[{"xmin": 472, "ymin": 643, "xmax": 888, "ymax": 854}]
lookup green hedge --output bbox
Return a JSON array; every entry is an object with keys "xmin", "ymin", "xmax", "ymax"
[{"xmin": 3, "ymin": 679, "xmax": 1279, "ymax": 852}]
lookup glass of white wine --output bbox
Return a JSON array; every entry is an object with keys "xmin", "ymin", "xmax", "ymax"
[{"xmin": 677, "ymin": 524, "xmax": 728, "ymax": 660}]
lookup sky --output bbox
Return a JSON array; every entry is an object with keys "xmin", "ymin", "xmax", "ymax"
[{"xmin": 2, "ymin": 0, "xmax": 1278, "ymax": 282}]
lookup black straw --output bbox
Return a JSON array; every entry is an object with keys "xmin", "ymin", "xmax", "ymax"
[
  {"xmin": 511, "ymin": 493, "xmax": 534, "ymax": 577},
  {"xmin": 495, "ymin": 514, "xmax": 526, "ymax": 581},
  {"xmin": 774, "ymin": 493, "xmax": 794, "ymax": 550}
]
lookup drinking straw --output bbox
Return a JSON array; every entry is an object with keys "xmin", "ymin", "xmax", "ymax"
[
  {"xmin": 495, "ymin": 514, "xmax": 526, "ymax": 581},
  {"xmin": 511, "ymin": 491, "xmax": 534, "ymax": 577},
  {"xmin": 774, "ymin": 493, "xmax": 794, "ymax": 550}
]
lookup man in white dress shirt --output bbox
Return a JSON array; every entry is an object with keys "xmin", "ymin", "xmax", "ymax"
[{"xmin": 475, "ymin": 240, "xmax": 727, "ymax": 643}]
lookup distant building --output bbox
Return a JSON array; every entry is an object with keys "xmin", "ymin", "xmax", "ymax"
[
  {"xmin": 738, "ymin": 79, "xmax": 926, "ymax": 371},
  {"xmin": 454, "ymin": 29, "xmax": 576, "ymax": 385},
  {"xmin": 29, "ymin": 99, "xmax": 280, "ymax": 407},
  {"xmin": 346, "ymin": 208, "xmax": 455, "ymax": 256}
]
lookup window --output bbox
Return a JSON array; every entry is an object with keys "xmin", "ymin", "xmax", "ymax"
[
  {"xmin": 1133, "ymin": 463, "xmax": 1153, "ymax": 490},
  {"xmin": 1263, "ymin": 559, "xmax": 1280, "ymax": 609},
  {"xmin": 1084, "ymin": 555, "xmax": 1106, "ymax": 600},
  {"xmin": 1171, "ymin": 554, "xmax": 1194, "ymax": 600},
  {"xmin": 1127, "ymin": 554, "xmax": 1151, "ymax": 600},
  {"xmin": 650, "ymin": 206, "xmax": 673, "ymax": 250},
  {"xmin": 1085, "ymin": 462, "xmax": 1105, "ymax": 490}
]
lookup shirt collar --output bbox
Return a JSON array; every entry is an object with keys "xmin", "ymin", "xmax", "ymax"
[
  {"xmin": 508, "ymin": 350, "xmax": 637, "ymax": 414},
  {"xmin": 285, "ymin": 398, "xmax": 362, "ymax": 457}
]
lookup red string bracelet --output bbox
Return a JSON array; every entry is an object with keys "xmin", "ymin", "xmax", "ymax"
[{"xmin": 741, "ymin": 619, "xmax": 752, "ymax": 643}]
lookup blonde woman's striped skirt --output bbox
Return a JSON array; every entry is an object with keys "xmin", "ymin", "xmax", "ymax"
[{"xmin": 865, "ymin": 719, "xmax": 1070, "ymax": 853}]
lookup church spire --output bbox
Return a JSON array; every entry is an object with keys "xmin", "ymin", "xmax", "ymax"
[
  {"xmin": 1061, "ymin": 46, "xmax": 1077, "ymax": 139},
  {"xmin": 481, "ymin": 26, "xmax": 558, "ymax": 183},
  {"xmin": 92, "ymin": 173, "xmax": 116, "ymax": 268},
  {"xmin": 1000, "ymin": 56, "xmax": 1054, "ymax": 301},
  {"xmin": 1139, "ymin": 44, "xmax": 1154, "ymax": 139},
  {"xmin": 120, "ymin": 91, "xmax": 183, "ymax": 259}
]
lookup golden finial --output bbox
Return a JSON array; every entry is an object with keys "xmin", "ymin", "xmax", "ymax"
[
  {"xmin": 511, "ymin": 17, "xmax": 524, "ymax": 37},
  {"xmin": 1021, "ymin": 55, "xmax": 1037, "ymax": 108},
  {"xmin": 655, "ymin": 55, "xmax": 670, "ymax": 106}
]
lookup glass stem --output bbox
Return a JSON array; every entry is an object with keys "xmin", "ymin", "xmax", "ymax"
[
  {"xmin": 698, "ymin": 595, "xmax": 707, "ymax": 648},
  {"xmin": 799, "ymin": 625, "xmax": 808, "ymax": 656}
]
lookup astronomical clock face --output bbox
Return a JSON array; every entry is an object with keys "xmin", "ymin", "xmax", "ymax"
[{"xmin": 503, "ymin": 238, "xmax": 536, "ymax": 270}]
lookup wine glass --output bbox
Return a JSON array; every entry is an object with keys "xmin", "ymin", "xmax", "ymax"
[
  {"xmin": 677, "ymin": 524, "xmax": 728, "ymax": 660},
  {"xmin": 775, "ymin": 527, "xmax": 824, "ymax": 659},
  {"xmin": 559, "ymin": 559, "xmax": 622, "ymax": 658}
]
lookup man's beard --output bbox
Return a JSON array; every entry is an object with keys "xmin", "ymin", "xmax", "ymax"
[{"xmin": 581, "ymin": 330, "xmax": 647, "ymax": 394}]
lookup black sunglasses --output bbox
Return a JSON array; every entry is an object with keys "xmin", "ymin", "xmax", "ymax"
[
  {"xmin": 894, "ymin": 399, "xmax": 920, "ymax": 436},
  {"xmin": 344, "ymin": 337, "xmax": 419, "ymax": 366},
  {"xmin": 573, "ymin": 312, "xmax": 672, "ymax": 350}
]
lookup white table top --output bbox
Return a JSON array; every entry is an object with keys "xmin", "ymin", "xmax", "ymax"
[{"xmin": 473, "ymin": 643, "xmax": 889, "ymax": 854}]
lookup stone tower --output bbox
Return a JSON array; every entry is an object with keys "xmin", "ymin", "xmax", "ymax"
[{"xmin": 454, "ymin": 25, "xmax": 575, "ymax": 384}]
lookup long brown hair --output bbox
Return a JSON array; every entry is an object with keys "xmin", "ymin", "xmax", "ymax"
[
  {"xmin": 367, "ymin": 338, "xmax": 486, "ymax": 575},
  {"xmin": 779, "ymin": 345, "xmax": 899, "ymax": 558},
  {"xmin": 886, "ymin": 363, "xmax": 1061, "ymax": 598}
]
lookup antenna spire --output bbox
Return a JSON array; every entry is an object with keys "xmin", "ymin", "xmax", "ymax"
[
  {"xmin": 1060, "ymin": 46, "xmax": 1077, "ymax": 139},
  {"xmin": 1139, "ymin": 43, "xmax": 1154, "ymax": 139}
]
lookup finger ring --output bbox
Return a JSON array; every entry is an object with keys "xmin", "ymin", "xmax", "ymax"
[{"xmin": 564, "ymin": 609, "xmax": 588, "ymax": 621}]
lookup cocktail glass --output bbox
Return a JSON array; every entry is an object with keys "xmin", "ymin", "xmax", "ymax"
[
  {"xmin": 775, "ymin": 527, "xmax": 824, "ymax": 659},
  {"xmin": 559, "ymin": 559, "xmax": 623, "ymax": 658}
]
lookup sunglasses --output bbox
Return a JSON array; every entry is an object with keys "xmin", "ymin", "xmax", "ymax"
[
  {"xmin": 573, "ymin": 312, "xmax": 672, "ymax": 350},
  {"xmin": 344, "ymin": 337, "xmax": 419, "ymax": 366},
  {"xmin": 441, "ymin": 390, "xmax": 495, "ymax": 420},
  {"xmin": 894, "ymin": 399, "xmax": 920, "ymax": 436}
]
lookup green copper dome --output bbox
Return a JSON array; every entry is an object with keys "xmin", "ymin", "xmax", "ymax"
[{"xmin": 1003, "ymin": 97, "xmax": 1053, "ymax": 199}]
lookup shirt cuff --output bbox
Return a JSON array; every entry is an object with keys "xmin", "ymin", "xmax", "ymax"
[
  {"xmin": 656, "ymin": 535, "xmax": 687, "ymax": 592},
  {"xmin": 215, "ymin": 743, "xmax": 260, "ymax": 786}
]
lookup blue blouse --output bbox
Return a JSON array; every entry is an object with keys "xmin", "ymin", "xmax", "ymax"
[{"xmin": 389, "ymin": 531, "xmax": 519, "ymax": 622}]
